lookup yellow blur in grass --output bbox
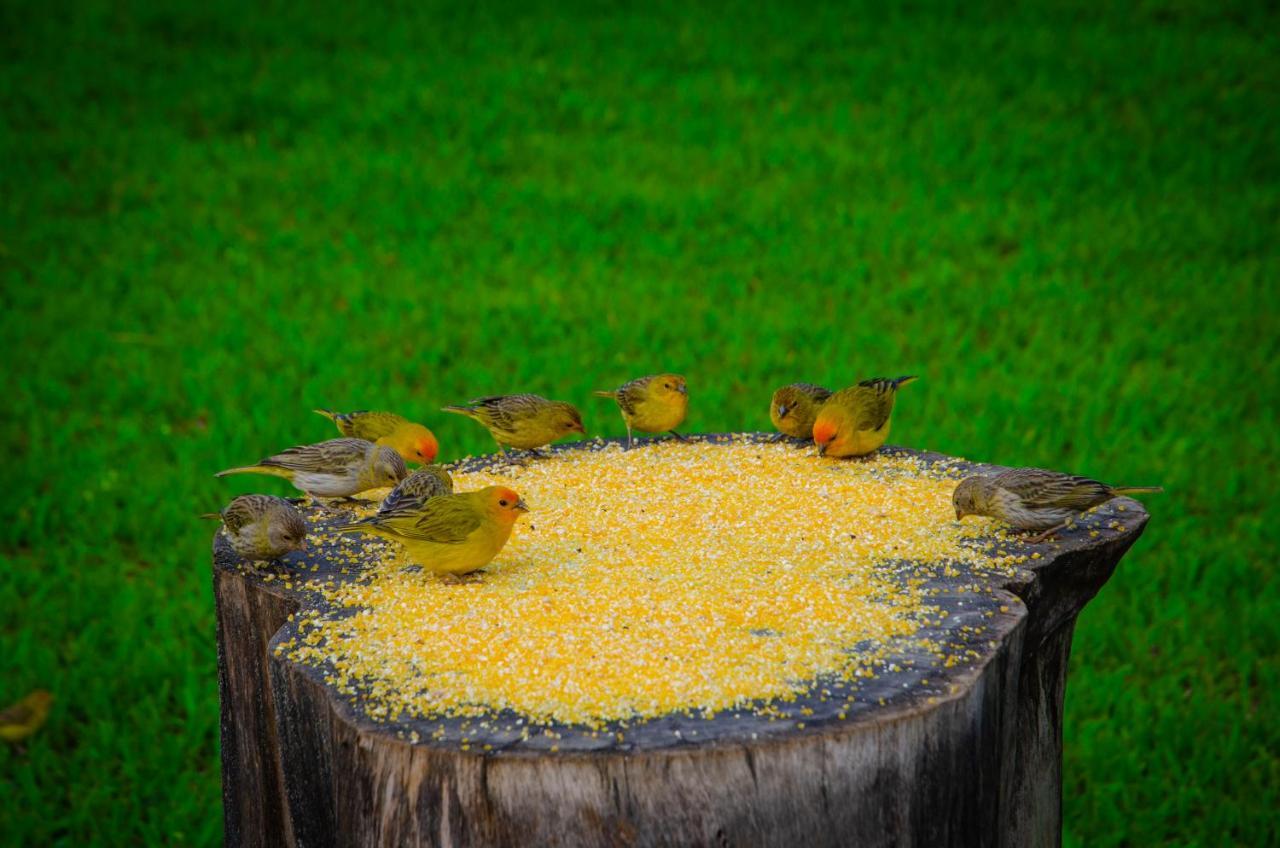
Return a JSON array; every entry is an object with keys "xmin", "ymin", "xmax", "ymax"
[{"xmin": 1, "ymin": 690, "xmax": 54, "ymax": 744}]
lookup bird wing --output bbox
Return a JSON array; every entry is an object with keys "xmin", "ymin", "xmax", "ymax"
[
  {"xmin": 220, "ymin": 495, "xmax": 269, "ymax": 533},
  {"xmin": 260, "ymin": 439, "xmax": 369, "ymax": 473},
  {"xmin": 351, "ymin": 410, "xmax": 407, "ymax": 439},
  {"xmin": 993, "ymin": 469, "xmax": 1112, "ymax": 510},
  {"xmin": 375, "ymin": 496, "xmax": 483, "ymax": 543},
  {"xmin": 615, "ymin": 377, "xmax": 653, "ymax": 416},
  {"xmin": 379, "ymin": 467, "xmax": 453, "ymax": 514},
  {"xmin": 795, "ymin": 383, "xmax": 832, "ymax": 402},
  {"xmin": 468, "ymin": 394, "xmax": 546, "ymax": 430},
  {"xmin": 851, "ymin": 384, "xmax": 895, "ymax": 431}
]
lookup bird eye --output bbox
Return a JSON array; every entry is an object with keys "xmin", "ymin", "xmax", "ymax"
[{"xmin": 499, "ymin": 499, "xmax": 509, "ymax": 507}]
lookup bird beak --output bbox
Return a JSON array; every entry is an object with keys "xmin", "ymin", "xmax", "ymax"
[
  {"xmin": 677, "ymin": 384, "xmax": 687, "ymax": 395},
  {"xmin": 955, "ymin": 509, "xmax": 965, "ymax": 520},
  {"xmin": 817, "ymin": 443, "xmax": 827, "ymax": 457},
  {"xmin": 777, "ymin": 405, "xmax": 788, "ymax": 418},
  {"xmin": 514, "ymin": 499, "xmax": 530, "ymax": 512}
]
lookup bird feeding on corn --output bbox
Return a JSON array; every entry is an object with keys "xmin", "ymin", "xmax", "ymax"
[
  {"xmin": 770, "ymin": 382, "xmax": 832, "ymax": 442},
  {"xmin": 202, "ymin": 494, "xmax": 308, "ymax": 562},
  {"xmin": 216, "ymin": 438, "xmax": 407, "ymax": 502},
  {"xmin": 593, "ymin": 373, "xmax": 689, "ymax": 449},
  {"xmin": 314, "ymin": 408, "xmax": 439, "ymax": 465},
  {"xmin": 442, "ymin": 395, "xmax": 585, "ymax": 456},
  {"xmin": 813, "ymin": 376, "xmax": 917, "ymax": 458},
  {"xmin": 335, "ymin": 485, "xmax": 529, "ymax": 576},
  {"xmin": 953, "ymin": 468, "xmax": 1163, "ymax": 543},
  {"xmin": 378, "ymin": 464, "xmax": 455, "ymax": 515}
]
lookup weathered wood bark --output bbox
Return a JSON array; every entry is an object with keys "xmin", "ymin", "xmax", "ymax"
[{"xmin": 214, "ymin": 437, "xmax": 1151, "ymax": 848}]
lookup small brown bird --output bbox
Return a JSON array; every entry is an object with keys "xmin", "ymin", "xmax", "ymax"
[
  {"xmin": 216, "ymin": 438, "xmax": 407, "ymax": 500},
  {"xmin": 442, "ymin": 394, "xmax": 585, "ymax": 455},
  {"xmin": 812, "ymin": 376, "xmax": 917, "ymax": 458},
  {"xmin": 314, "ymin": 408, "xmax": 440, "ymax": 465},
  {"xmin": 0, "ymin": 690, "xmax": 54, "ymax": 744},
  {"xmin": 769, "ymin": 383, "xmax": 832, "ymax": 441},
  {"xmin": 337, "ymin": 486, "xmax": 529, "ymax": 575},
  {"xmin": 953, "ymin": 468, "xmax": 1163, "ymax": 542},
  {"xmin": 593, "ymin": 373, "xmax": 688, "ymax": 448},
  {"xmin": 378, "ymin": 465, "xmax": 454, "ymax": 515},
  {"xmin": 202, "ymin": 494, "xmax": 308, "ymax": 561}
]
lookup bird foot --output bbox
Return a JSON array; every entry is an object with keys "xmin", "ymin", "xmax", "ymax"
[{"xmin": 668, "ymin": 430, "xmax": 691, "ymax": 443}]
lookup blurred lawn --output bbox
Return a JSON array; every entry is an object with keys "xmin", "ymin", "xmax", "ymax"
[{"xmin": 2, "ymin": 0, "xmax": 1277, "ymax": 844}]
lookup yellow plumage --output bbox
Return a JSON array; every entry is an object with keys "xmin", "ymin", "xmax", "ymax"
[
  {"xmin": 314, "ymin": 409, "xmax": 439, "ymax": 465},
  {"xmin": 594, "ymin": 373, "xmax": 688, "ymax": 448},
  {"xmin": 812, "ymin": 376, "xmax": 917, "ymax": 458},
  {"xmin": 442, "ymin": 394, "xmax": 584, "ymax": 453},
  {"xmin": 337, "ymin": 485, "xmax": 529, "ymax": 575},
  {"xmin": 1, "ymin": 690, "xmax": 53, "ymax": 744}
]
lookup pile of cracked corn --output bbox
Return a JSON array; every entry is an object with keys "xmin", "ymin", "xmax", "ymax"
[{"xmin": 276, "ymin": 438, "xmax": 1028, "ymax": 728}]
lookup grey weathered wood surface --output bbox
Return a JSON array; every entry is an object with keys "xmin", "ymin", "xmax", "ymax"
[{"xmin": 213, "ymin": 436, "xmax": 1150, "ymax": 848}]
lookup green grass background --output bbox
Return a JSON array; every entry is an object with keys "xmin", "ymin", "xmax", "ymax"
[{"xmin": 2, "ymin": 0, "xmax": 1276, "ymax": 843}]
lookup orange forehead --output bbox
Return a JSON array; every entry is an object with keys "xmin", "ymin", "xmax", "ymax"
[
  {"xmin": 812, "ymin": 418, "xmax": 836, "ymax": 444},
  {"xmin": 493, "ymin": 486, "xmax": 520, "ymax": 504}
]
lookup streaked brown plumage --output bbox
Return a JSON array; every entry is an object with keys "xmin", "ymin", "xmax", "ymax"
[
  {"xmin": 593, "ymin": 373, "xmax": 688, "ymax": 448},
  {"xmin": 378, "ymin": 465, "xmax": 454, "ymax": 515},
  {"xmin": 215, "ymin": 438, "xmax": 407, "ymax": 498},
  {"xmin": 769, "ymin": 383, "xmax": 832, "ymax": 440},
  {"xmin": 203, "ymin": 494, "xmax": 308, "ymax": 561},
  {"xmin": 0, "ymin": 690, "xmax": 54, "ymax": 744},
  {"xmin": 813, "ymin": 376, "xmax": 917, "ymax": 458},
  {"xmin": 953, "ymin": 468, "xmax": 1163, "ymax": 542},
  {"xmin": 442, "ymin": 394, "xmax": 585, "ymax": 453}
]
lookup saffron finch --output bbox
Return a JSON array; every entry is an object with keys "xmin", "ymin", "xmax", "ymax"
[
  {"xmin": 378, "ymin": 464, "xmax": 454, "ymax": 515},
  {"xmin": 593, "ymin": 373, "xmax": 688, "ymax": 448},
  {"xmin": 314, "ymin": 408, "xmax": 439, "ymax": 465},
  {"xmin": 953, "ymin": 468, "xmax": 1163, "ymax": 542},
  {"xmin": 336, "ymin": 485, "xmax": 529, "ymax": 575},
  {"xmin": 1, "ymin": 690, "xmax": 53, "ymax": 744},
  {"xmin": 812, "ymin": 376, "xmax": 917, "ymax": 458},
  {"xmin": 769, "ymin": 382, "xmax": 832, "ymax": 440},
  {"xmin": 442, "ymin": 394, "xmax": 585, "ymax": 454},
  {"xmin": 216, "ymin": 438, "xmax": 407, "ymax": 499},
  {"xmin": 202, "ymin": 494, "xmax": 308, "ymax": 561}
]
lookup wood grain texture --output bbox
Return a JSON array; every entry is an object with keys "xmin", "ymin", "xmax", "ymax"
[{"xmin": 213, "ymin": 436, "xmax": 1151, "ymax": 847}]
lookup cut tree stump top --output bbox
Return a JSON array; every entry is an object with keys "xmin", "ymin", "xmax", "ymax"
[{"xmin": 216, "ymin": 435, "xmax": 1147, "ymax": 755}]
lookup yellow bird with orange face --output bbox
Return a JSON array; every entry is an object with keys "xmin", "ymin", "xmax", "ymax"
[
  {"xmin": 812, "ymin": 376, "xmax": 917, "ymax": 458},
  {"xmin": 336, "ymin": 485, "xmax": 529, "ymax": 575},
  {"xmin": 315, "ymin": 408, "xmax": 440, "ymax": 465}
]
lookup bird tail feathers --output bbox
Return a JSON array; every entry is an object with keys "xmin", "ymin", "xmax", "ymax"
[
  {"xmin": 199, "ymin": 512, "xmax": 221, "ymax": 521},
  {"xmin": 313, "ymin": 408, "xmax": 339, "ymax": 423},
  {"xmin": 591, "ymin": 390, "xmax": 617, "ymax": 399},
  {"xmin": 214, "ymin": 465, "xmax": 292, "ymax": 479},
  {"xmin": 1112, "ymin": 486, "xmax": 1163, "ymax": 495}
]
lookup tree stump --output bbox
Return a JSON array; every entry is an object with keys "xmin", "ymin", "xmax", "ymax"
[{"xmin": 214, "ymin": 436, "xmax": 1151, "ymax": 848}]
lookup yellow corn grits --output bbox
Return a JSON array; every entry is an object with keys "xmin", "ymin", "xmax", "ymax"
[{"xmin": 284, "ymin": 437, "xmax": 1016, "ymax": 727}]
